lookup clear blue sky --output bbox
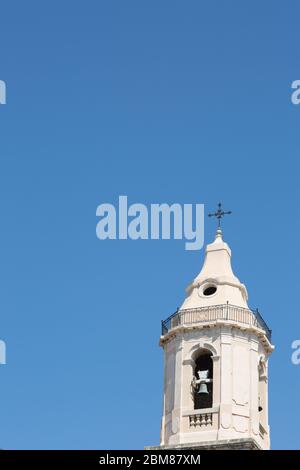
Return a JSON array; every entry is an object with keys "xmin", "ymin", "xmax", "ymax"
[{"xmin": 0, "ymin": 1, "xmax": 299, "ymax": 450}]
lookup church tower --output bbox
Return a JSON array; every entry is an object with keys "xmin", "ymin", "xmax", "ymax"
[{"xmin": 148, "ymin": 208, "xmax": 274, "ymax": 450}]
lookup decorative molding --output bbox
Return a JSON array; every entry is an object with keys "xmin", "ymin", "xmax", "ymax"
[
  {"xmin": 185, "ymin": 341, "xmax": 218, "ymax": 362},
  {"xmin": 233, "ymin": 415, "xmax": 248, "ymax": 433},
  {"xmin": 189, "ymin": 277, "xmax": 248, "ymax": 301},
  {"xmin": 182, "ymin": 358, "xmax": 195, "ymax": 367},
  {"xmin": 211, "ymin": 355, "xmax": 220, "ymax": 362},
  {"xmin": 171, "ymin": 417, "xmax": 179, "ymax": 435},
  {"xmin": 182, "ymin": 406, "xmax": 219, "ymax": 416},
  {"xmin": 160, "ymin": 323, "xmax": 273, "ymax": 354},
  {"xmin": 221, "ymin": 412, "xmax": 231, "ymax": 429},
  {"xmin": 146, "ymin": 438, "xmax": 262, "ymax": 451}
]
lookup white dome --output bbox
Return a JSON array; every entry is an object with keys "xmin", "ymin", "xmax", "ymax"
[{"xmin": 180, "ymin": 229, "xmax": 248, "ymax": 310}]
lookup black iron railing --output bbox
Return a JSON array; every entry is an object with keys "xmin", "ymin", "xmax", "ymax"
[{"xmin": 161, "ymin": 303, "xmax": 272, "ymax": 341}]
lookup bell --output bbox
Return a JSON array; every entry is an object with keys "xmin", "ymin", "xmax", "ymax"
[
  {"xmin": 198, "ymin": 383, "xmax": 209, "ymax": 394},
  {"xmin": 196, "ymin": 370, "xmax": 210, "ymax": 394}
]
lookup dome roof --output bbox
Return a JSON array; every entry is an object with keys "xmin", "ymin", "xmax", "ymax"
[{"xmin": 180, "ymin": 228, "xmax": 248, "ymax": 310}]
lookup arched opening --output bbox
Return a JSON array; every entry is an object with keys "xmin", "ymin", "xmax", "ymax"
[{"xmin": 193, "ymin": 350, "xmax": 213, "ymax": 410}]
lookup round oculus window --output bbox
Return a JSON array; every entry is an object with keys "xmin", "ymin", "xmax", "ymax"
[{"xmin": 203, "ymin": 285, "xmax": 217, "ymax": 296}]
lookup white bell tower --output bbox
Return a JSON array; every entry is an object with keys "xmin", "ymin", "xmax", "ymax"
[{"xmin": 147, "ymin": 212, "xmax": 274, "ymax": 451}]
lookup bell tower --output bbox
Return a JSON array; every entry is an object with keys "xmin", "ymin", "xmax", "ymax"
[{"xmin": 147, "ymin": 208, "xmax": 274, "ymax": 450}]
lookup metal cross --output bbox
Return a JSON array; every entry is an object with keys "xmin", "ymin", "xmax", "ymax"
[{"xmin": 208, "ymin": 203, "xmax": 232, "ymax": 228}]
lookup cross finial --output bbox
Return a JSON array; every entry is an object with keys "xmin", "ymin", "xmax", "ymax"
[{"xmin": 208, "ymin": 203, "xmax": 232, "ymax": 231}]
